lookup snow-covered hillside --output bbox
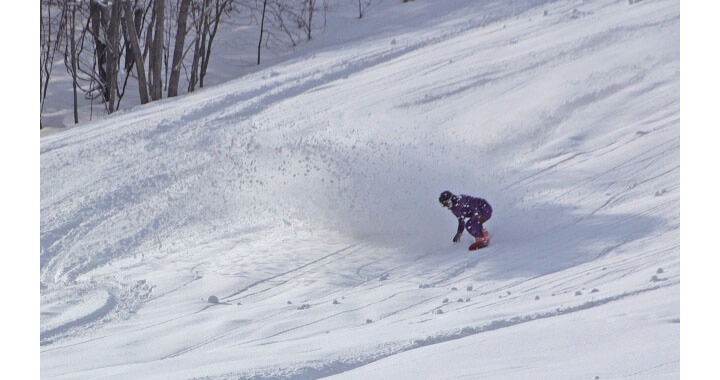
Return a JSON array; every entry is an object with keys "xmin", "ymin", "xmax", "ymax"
[{"xmin": 40, "ymin": 0, "xmax": 679, "ymax": 379}]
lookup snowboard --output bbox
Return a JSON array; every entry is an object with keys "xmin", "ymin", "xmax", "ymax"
[{"xmin": 468, "ymin": 242, "xmax": 489, "ymax": 251}]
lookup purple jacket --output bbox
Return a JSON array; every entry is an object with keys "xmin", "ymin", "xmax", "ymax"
[{"xmin": 449, "ymin": 194, "xmax": 493, "ymax": 234}]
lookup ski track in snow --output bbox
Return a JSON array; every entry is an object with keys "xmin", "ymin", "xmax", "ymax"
[{"xmin": 40, "ymin": 0, "xmax": 679, "ymax": 379}]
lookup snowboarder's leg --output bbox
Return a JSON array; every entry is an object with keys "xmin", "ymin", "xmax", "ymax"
[{"xmin": 466, "ymin": 219, "xmax": 490, "ymax": 250}]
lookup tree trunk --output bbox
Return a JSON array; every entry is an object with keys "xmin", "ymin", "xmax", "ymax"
[
  {"xmin": 70, "ymin": 2, "xmax": 79, "ymax": 123},
  {"xmin": 197, "ymin": 2, "xmax": 210, "ymax": 89},
  {"xmin": 307, "ymin": 0, "xmax": 314, "ymax": 40},
  {"xmin": 151, "ymin": 0, "xmax": 165, "ymax": 100},
  {"xmin": 134, "ymin": 5, "xmax": 144, "ymax": 43},
  {"xmin": 257, "ymin": 0, "xmax": 267, "ymax": 65},
  {"xmin": 90, "ymin": 0, "xmax": 108, "ymax": 101},
  {"xmin": 146, "ymin": 2, "xmax": 155, "ymax": 89},
  {"xmin": 41, "ymin": 0, "xmax": 65, "ymax": 123},
  {"xmin": 168, "ymin": 0, "xmax": 191, "ymax": 98},
  {"xmin": 123, "ymin": 0, "xmax": 150, "ymax": 104},
  {"xmin": 189, "ymin": 0, "xmax": 210, "ymax": 92},
  {"xmin": 106, "ymin": 0, "xmax": 122, "ymax": 113},
  {"xmin": 189, "ymin": 35, "xmax": 201, "ymax": 92},
  {"xmin": 144, "ymin": 1, "xmax": 155, "ymax": 62},
  {"xmin": 195, "ymin": 0, "xmax": 209, "ymax": 90},
  {"xmin": 121, "ymin": 8, "xmax": 133, "ymax": 73},
  {"xmin": 40, "ymin": 3, "xmax": 45, "ymax": 111},
  {"xmin": 200, "ymin": 0, "xmax": 229, "ymax": 87}
]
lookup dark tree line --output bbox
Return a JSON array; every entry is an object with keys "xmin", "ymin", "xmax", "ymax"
[
  {"xmin": 40, "ymin": 0, "xmax": 238, "ymax": 127},
  {"xmin": 40, "ymin": 0, "xmax": 348, "ymax": 128}
]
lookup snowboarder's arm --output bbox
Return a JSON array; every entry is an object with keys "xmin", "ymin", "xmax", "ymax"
[
  {"xmin": 453, "ymin": 217, "xmax": 465, "ymax": 243},
  {"xmin": 457, "ymin": 217, "xmax": 465, "ymax": 234}
]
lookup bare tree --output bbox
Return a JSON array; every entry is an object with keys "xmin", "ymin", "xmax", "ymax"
[
  {"xmin": 168, "ymin": 0, "xmax": 191, "ymax": 97},
  {"xmin": 119, "ymin": 2, "xmax": 136, "ymax": 73},
  {"xmin": 45, "ymin": 0, "xmax": 333, "ymax": 124},
  {"xmin": 357, "ymin": 0, "xmax": 373, "ymax": 19},
  {"xmin": 261, "ymin": 0, "xmax": 327, "ymax": 47},
  {"xmin": 144, "ymin": 0, "xmax": 155, "ymax": 64},
  {"xmin": 297, "ymin": 0, "xmax": 328, "ymax": 41},
  {"xmin": 163, "ymin": 0, "xmax": 177, "ymax": 92},
  {"xmin": 187, "ymin": 0, "xmax": 233, "ymax": 90},
  {"xmin": 257, "ymin": 0, "xmax": 267, "ymax": 65},
  {"xmin": 40, "ymin": 0, "xmax": 67, "ymax": 127},
  {"xmin": 123, "ymin": 0, "xmax": 150, "ymax": 104},
  {"xmin": 66, "ymin": 0, "xmax": 80, "ymax": 123},
  {"xmin": 150, "ymin": 0, "xmax": 165, "ymax": 100},
  {"xmin": 302, "ymin": 0, "xmax": 315, "ymax": 40},
  {"xmin": 106, "ymin": 0, "xmax": 122, "ymax": 113},
  {"xmin": 188, "ymin": 0, "xmax": 209, "ymax": 92},
  {"xmin": 266, "ymin": 0, "xmax": 297, "ymax": 47},
  {"xmin": 89, "ymin": 0, "xmax": 109, "ymax": 102},
  {"xmin": 199, "ymin": 0, "xmax": 232, "ymax": 88}
]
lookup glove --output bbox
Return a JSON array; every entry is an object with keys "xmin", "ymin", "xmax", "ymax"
[{"xmin": 452, "ymin": 233, "xmax": 462, "ymax": 243}]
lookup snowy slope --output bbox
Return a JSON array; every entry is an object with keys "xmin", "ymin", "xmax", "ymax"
[{"xmin": 40, "ymin": 0, "xmax": 679, "ymax": 379}]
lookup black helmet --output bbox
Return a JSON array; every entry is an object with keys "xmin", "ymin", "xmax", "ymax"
[{"xmin": 439, "ymin": 191, "xmax": 454, "ymax": 207}]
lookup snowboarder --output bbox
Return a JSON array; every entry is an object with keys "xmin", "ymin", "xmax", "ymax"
[{"xmin": 438, "ymin": 191, "xmax": 492, "ymax": 250}]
